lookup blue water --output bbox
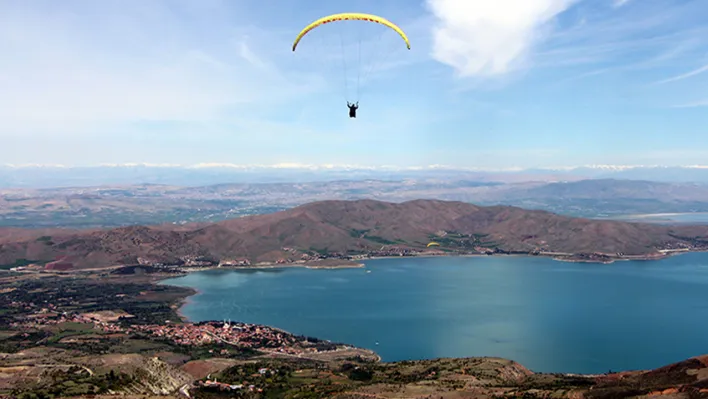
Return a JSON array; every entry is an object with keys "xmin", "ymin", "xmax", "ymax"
[
  {"xmin": 610, "ymin": 212, "xmax": 708, "ymax": 225},
  {"xmin": 162, "ymin": 254, "xmax": 708, "ymax": 374},
  {"xmin": 660, "ymin": 213, "xmax": 708, "ymax": 223}
]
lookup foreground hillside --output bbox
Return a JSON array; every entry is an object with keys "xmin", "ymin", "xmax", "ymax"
[{"xmin": 2, "ymin": 199, "xmax": 708, "ymax": 269}]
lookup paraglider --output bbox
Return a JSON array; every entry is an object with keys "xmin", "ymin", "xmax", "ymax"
[
  {"xmin": 347, "ymin": 101, "xmax": 358, "ymax": 118},
  {"xmin": 292, "ymin": 12, "xmax": 411, "ymax": 118},
  {"xmin": 427, "ymin": 242, "xmax": 441, "ymax": 247}
]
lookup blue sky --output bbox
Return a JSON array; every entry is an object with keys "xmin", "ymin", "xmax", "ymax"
[{"xmin": 1, "ymin": 0, "xmax": 707, "ymax": 169}]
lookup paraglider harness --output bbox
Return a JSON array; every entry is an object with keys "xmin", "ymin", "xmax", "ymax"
[{"xmin": 347, "ymin": 101, "xmax": 359, "ymax": 118}]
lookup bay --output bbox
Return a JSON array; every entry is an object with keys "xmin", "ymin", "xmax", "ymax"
[{"xmin": 161, "ymin": 253, "xmax": 708, "ymax": 374}]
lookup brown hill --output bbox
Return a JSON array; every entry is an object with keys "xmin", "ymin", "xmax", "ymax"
[{"xmin": 2, "ymin": 199, "xmax": 708, "ymax": 269}]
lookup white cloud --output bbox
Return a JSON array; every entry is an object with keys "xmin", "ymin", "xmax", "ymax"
[{"xmin": 425, "ymin": 0, "xmax": 577, "ymax": 77}]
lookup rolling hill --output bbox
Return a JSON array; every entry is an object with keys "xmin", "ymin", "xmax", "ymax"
[{"xmin": 2, "ymin": 199, "xmax": 708, "ymax": 270}]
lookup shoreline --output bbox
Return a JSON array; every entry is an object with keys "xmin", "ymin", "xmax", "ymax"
[
  {"xmin": 170, "ymin": 249, "xmax": 691, "ymax": 274},
  {"xmin": 161, "ymin": 283, "xmax": 382, "ymax": 363},
  {"xmin": 172, "ymin": 285, "xmax": 199, "ymax": 323},
  {"xmin": 136, "ymin": 250, "xmax": 707, "ymax": 288},
  {"xmin": 177, "ymin": 260, "xmax": 366, "ymax": 274},
  {"xmin": 7, "ymin": 248, "xmax": 694, "ymax": 281},
  {"xmin": 17, "ymin": 245, "xmax": 701, "ymax": 279}
]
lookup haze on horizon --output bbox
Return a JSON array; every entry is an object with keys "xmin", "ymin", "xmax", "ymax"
[{"xmin": 1, "ymin": 0, "xmax": 707, "ymax": 169}]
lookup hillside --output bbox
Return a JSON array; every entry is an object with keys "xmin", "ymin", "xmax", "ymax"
[{"xmin": 2, "ymin": 199, "xmax": 708, "ymax": 269}]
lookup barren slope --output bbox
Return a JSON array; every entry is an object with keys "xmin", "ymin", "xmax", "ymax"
[{"xmin": 2, "ymin": 199, "xmax": 708, "ymax": 269}]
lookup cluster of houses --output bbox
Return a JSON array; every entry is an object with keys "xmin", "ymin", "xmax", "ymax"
[{"xmin": 129, "ymin": 321, "xmax": 308, "ymax": 353}]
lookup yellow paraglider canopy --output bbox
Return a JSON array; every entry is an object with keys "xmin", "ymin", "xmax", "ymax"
[
  {"xmin": 427, "ymin": 242, "xmax": 441, "ymax": 247},
  {"xmin": 292, "ymin": 12, "xmax": 411, "ymax": 52}
]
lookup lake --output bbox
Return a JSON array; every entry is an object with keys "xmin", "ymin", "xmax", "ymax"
[{"xmin": 161, "ymin": 254, "xmax": 708, "ymax": 374}]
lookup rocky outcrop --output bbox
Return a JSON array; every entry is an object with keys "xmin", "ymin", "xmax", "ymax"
[{"xmin": 119, "ymin": 356, "xmax": 193, "ymax": 396}]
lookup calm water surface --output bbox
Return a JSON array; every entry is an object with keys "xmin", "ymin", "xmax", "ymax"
[
  {"xmin": 162, "ymin": 254, "xmax": 708, "ymax": 374},
  {"xmin": 610, "ymin": 212, "xmax": 708, "ymax": 224}
]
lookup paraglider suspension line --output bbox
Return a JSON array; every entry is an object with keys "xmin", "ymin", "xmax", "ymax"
[
  {"xmin": 338, "ymin": 25, "xmax": 349, "ymax": 102},
  {"xmin": 356, "ymin": 23, "xmax": 362, "ymax": 102},
  {"xmin": 357, "ymin": 28, "xmax": 388, "ymax": 103}
]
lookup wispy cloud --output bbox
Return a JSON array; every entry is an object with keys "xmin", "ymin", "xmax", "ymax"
[
  {"xmin": 238, "ymin": 41, "xmax": 269, "ymax": 70},
  {"xmin": 613, "ymin": 0, "xmax": 632, "ymax": 8},
  {"xmin": 654, "ymin": 63, "xmax": 708, "ymax": 84},
  {"xmin": 551, "ymin": 68, "xmax": 612, "ymax": 86},
  {"xmin": 0, "ymin": 1, "xmax": 322, "ymax": 138},
  {"xmin": 671, "ymin": 99, "xmax": 708, "ymax": 108},
  {"xmin": 425, "ymin": 0, "xmax": 578, "ymax": 77},
  {"xmin": 529, "ymin": 0, "xmax": 708, "ymax": 82}
]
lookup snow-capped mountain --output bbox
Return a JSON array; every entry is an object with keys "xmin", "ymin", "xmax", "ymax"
[{"xmin": 3, "ymin": 163, "xmax": 708, "ymax": 188}]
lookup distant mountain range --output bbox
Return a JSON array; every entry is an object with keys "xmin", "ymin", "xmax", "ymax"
[
  {"xmin": 3, "ymin": 177, "xmax": 708, "ymax": 229},
  {"xmin": 5, "ymin": 164, "xmax": 708, "ymax": 188},
  {"xmin": 2, "ymin": 199, "xmax": 708, "ymax": 269}
]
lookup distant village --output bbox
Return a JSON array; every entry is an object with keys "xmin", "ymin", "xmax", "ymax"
[{"xmin": 11, "ymin": 307, "xmax": 345, "ymax": 358}]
